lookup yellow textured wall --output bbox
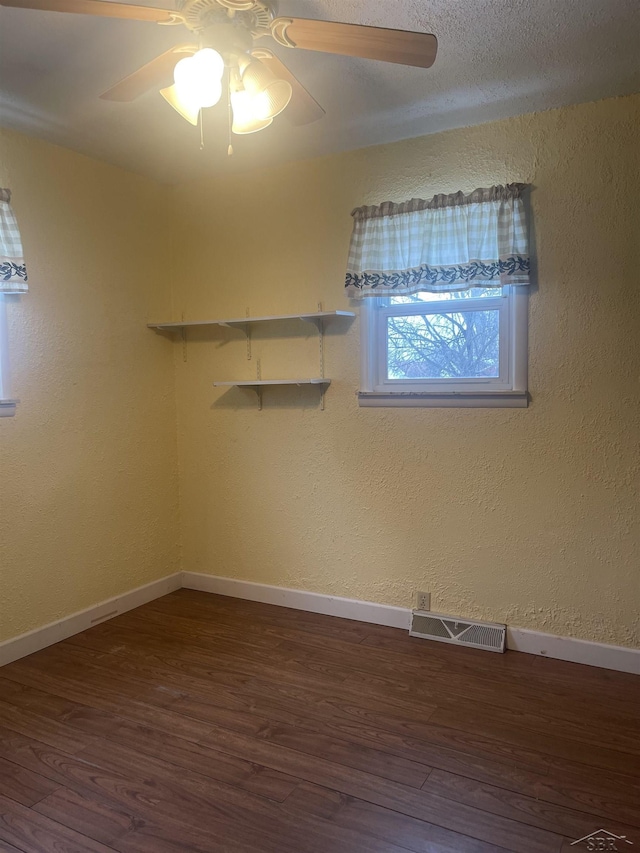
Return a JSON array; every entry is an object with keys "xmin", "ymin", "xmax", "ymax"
[
  {"xmin": 170, "ymin": 94, "xmax": 640, "ymax": 649},
  {"xmin": 2, "ymin": 95, "xmax": 638, "ymax": 651},
  {"xmin": 0, "ymin": 130, "xmax": 181, "ymax": 642}
]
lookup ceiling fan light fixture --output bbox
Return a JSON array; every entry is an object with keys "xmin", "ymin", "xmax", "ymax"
[
  {"xmin": 241, "ymin": 59, "xmax": 293, "ymax": 119},
  {"xmin": 174, "ymin": 47, "xmax": 225, "ymax": 109},
  {"xmin": 6, "ymin": 0, "xmax": 440, "ymax": 144},
  {"xmin": 160, "ymin": 83, "xmax": 201, "ymax": 126},
  {"xmin": 230, "ymin": 88, "xmax": 273, "ymax": 134}
]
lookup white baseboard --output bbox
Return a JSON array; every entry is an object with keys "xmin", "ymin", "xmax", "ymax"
[
  {"xmin": 0, "ymin": 573, "xmax": 182, "ymax": 667},
  {"xmin": 182, "ymin": 573, "xmax": 639, "ymax": 675},
  {"xmin": 506, "ymin": 626, "xmax": 639, "ymax": 675},
  {"xmin": 2, "ymin": 570, "xmax": 638, "ymax": 676},
  {"xmin": 181, "ymin": 572, "xmax": 411, "ymax": 630}
]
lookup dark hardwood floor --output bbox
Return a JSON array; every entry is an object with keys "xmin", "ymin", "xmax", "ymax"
[{"xmin": 0, "ymin": 590, "xmax": 639, "ymax": 853}]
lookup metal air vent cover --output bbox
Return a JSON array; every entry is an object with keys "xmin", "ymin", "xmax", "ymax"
[{"xmin": 410, "ymin": 610, "xmax": 506, "ymax": 653}]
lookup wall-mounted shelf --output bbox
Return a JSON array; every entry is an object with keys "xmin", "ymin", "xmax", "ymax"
[
  {"xmin": 148, "ymin": 311, "xmax": 354, "ymax": 331},
  {"xmin": 149, "ymin": 304, "xmax": 354, "ymax": 411},
  {"xmin": 214, "ymin": 379, "xmax": 331, "ymax": 388},
  {"xmin": 214, "ymin": 378, "xmax": 331, "ymax": 410}
]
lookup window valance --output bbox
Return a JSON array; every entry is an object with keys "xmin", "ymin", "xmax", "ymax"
[
  {"xmin": 345, "ymin": 183, "xmax": 530, "ymax": 298},
  {"xmin": 0, "ymin": 188, "xmax": 28, "ymax": 293}
]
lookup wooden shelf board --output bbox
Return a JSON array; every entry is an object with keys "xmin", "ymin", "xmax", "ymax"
[
  {"xmin": 149, "ymin": 311, "xmax": 354, "ymax": 331},
  {"xmin": 214, "ymin": 379, "xmax": 331, "ymax": 388}
]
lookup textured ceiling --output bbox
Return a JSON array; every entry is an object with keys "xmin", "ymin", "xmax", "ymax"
[{"xmin": 1, "ymin": 0, "xmax": 639, "ymax": 182}]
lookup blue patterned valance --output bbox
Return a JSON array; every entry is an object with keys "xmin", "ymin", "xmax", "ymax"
[
  {"xmin": 0, "ymin": 188, "xmax": 28, "ymax": 293},
  {"xmin": 345, "ymin": 184, "xmax": 530, "ymax": 298}
]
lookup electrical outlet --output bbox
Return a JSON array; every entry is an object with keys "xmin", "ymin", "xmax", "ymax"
[{"xmin": 415, "ymin": 591, "xmax": 431, "ymax": 611}]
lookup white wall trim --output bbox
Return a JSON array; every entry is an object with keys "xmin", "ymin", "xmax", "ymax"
[
  {"xmin": 506, "ymin": 626, "xmax": 640, "ymax": 676},
  {"xmin": 0, "ymin": 573, "xmax": 182, "ymax": 667},
  {"xmin": 181, "ymin": 572, "xmax": 412, "ymax": 630},
  {"xmin": 182, "ymin": 573, "xmax": 638, "ymax": 675},
  {"xmin": 1, "ymin": 571, "xmax": 637, "ymax": 676}
]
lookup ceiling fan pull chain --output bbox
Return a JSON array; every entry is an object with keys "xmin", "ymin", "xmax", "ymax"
[
  {"xmin": 226, "ymin": 66, "xmax": 234, "ymax": 156},
  {"xmin": 197, "ymin": 32, "xmax": 206, "ymax": 151}
]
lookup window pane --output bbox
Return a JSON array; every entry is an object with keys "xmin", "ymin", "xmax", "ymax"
[
  {"xmin": 390, "ymin": 286, "xmax": 501, "ymax": 305},
  {"xmin": 387, "ymin": 310, "xmax": 500, "ymax": 379}
]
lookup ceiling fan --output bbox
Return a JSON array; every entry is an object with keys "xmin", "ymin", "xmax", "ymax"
[{"xmin": 0, "ymin": 0, "xmax": 438, "ymax": 140}]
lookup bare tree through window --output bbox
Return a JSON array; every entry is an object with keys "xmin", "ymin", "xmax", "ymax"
[{"xmin": 386, "ymin": 287, "xmax": 501, "ymax": 379}]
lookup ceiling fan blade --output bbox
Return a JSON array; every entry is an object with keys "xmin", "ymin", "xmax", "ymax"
[
  {"xmin": 251, "ymin": 49, "xmax": 325, "ymax": 126},
  {"xmin": 0, "ymin": 0, "xmax": 183, "ymax": 24},
  {"xmin": 271, "ymin": 18, "xmax": 437, "ymax": 69},
  {"xmin": 100, "ymin": 45, "xmax": 194, "ymax": 101}
]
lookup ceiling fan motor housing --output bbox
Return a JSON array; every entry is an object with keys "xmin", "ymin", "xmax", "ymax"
[
  {"xmin": 201, "ymin": 21, "xmax": 254, "ymax": 55},
  {"xmin": 178, "ymin": 0, "xmax": 273, "ymax": 36}
]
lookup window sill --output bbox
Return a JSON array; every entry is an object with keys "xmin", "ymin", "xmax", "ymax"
[
  {"xmin": 0, "ymin": 399, "xmax": 18, "ymax": 417},
  {"xmin": 358, "ymin": 390, "xmax": 528, "ymax": 408}
]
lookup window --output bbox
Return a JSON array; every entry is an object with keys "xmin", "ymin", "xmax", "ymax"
[
  {"xmin": 0, "ymin": 294, "xmax": 17, "ymax": 417},
  {"xmin": 0, "ymin": 187, "xmax": 27, "ymax": 417},
  {"xmin": 345, "ymin": 184, "xmax": 531, "ymax": 407},
  {"xmin": 359, "ymin": 285, "xmax": 528, "ymax": 407}
]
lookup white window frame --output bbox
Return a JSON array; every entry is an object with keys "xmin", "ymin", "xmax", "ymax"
[
  {"xmin": 358, "ymin": 286, "xmax": 528, "ymax": 408},
  {"xmin": 0, "ymin": 295, "xmax": 17, "ymax": 417}
]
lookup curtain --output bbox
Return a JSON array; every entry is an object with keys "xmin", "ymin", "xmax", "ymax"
[
  {"xmin": 345, "ymin": 184, "xmax": 529, "ymax": 298},
  {"xmin": 0, "ymin": 188, "xmax": 28, "ymax": 293}
]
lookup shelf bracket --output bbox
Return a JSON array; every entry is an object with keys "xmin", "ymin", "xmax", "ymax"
[
  {"xmin": 319, "ymin": 322, "xmax": 325, "ymax": 410},
  {"xmin": 256, "ymin": 358, "xmax": 262, "ymax": 409},
  {"xmin": 217, "ymin": 309, "xmax": 252, "ymax": 360},
  {"xmin": 181, "ymin": 313, "xmax": 187, "ymax": 363},
  {"xmin": 243, "ymin": 385, "xmax": 263, "ymax": 410},
  {"xmin": 301, "ymin": 302, "xmax": 326, "ymax": 410}
]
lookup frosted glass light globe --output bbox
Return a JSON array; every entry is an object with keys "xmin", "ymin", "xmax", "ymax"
[
  {"xmin": 241, "ymin": 60, "xmax": 292, "ymax": 119},
  {"xmin": 230, "ymin": 89, "xmax": 273, "ymax": 134},
  {"xmin": 174, "ymin": 48, "xmax": 224, "ymax": 109}
]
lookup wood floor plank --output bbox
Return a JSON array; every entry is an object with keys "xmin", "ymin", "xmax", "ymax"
[
  {"xmin": 76, "ymin": 738, "xmax": 423, "ymax": 853},
  {"xmin": 1, "ymin": 590, "xmax": 638, "ymax": 853},
  {"xmin": 117, "ymin": 605, "xmax": 446, "ymax": 679},
  {"xmin": 7, "ymin": 598, "xmax": 638, "ymax": 820},
  {"xmin": 9, "ymin": 640, "xmax": 636, "ymax": 802},
  {"xmin": 0, "ymin": 698, "xmax": 96, "ymax": 755},
  {"xmin": 195, "ymin": 726, "xmax": 566, "ymax": 853},
  {"xmin": 5, "ymin": 644, "xmax": 444, "ymax": 787},
  {"xmin": 0, "ymin": 841, "xmax": 25, "ymax": 852},
  {"xmin": 0, "ymin": 730, "xmax": 306, "ymax": 853},
  {"xmin": 1, "ymin": 659, "xmax": 223, "ymax": 743},
  {"xmin": 0, "ymin": 679, "xmax": 301, "ymax": 804},
  {"xmin": 0, "ymin": 793, "xmax": 117, "ymax": 853},
  {"xmin": 113, "ymin": 804, "xmax": 413, "ymax": 853},
  {"xmin": 34, "ymin": 637, "xmax": 453, "ymax": 752},
  {"xmin": 0, "ymin": 755, "xmax": 60, "ymax": 807},
  {"xmin": 34, "ymin": 786, "xmax": 143, "ymax": 845},
  {"xmin": 359, "ymin": 631, "xmax": 640, "ymax": 712},
  {"xmin": 428, "ymin": 706, "xmax": 640, "ymax": 777},
  {"xmin": 64, "ymin": 621, "xmax": 412, "ymax": 702},
  {"xmin": 284, "ymin": 781, "xmax": 512, "ymax": 853},
  {"xmin": 113, "ymin": 818, "xmax": 263, "ymax": 853},
  {"xmin": 422, "ymin": 768, "xmax": 640, "ymax": 841},
  {"xmin": 147, "ymin": 590, "xmax": 383, "ymax": 645},
  {"xmin": 167, "ymin": 691, "xmax": 640, "ymax": 825},
  {"xmin": 341, "ymin": 657, "xmax": 640, "ymax": 746},
  {"xmin": 245, "ymin": 719, "xmax": 432, "ymax": 787},
  {"xmin": 67, "ymin": 624, "xmax": 635, "ymax": 792}
]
